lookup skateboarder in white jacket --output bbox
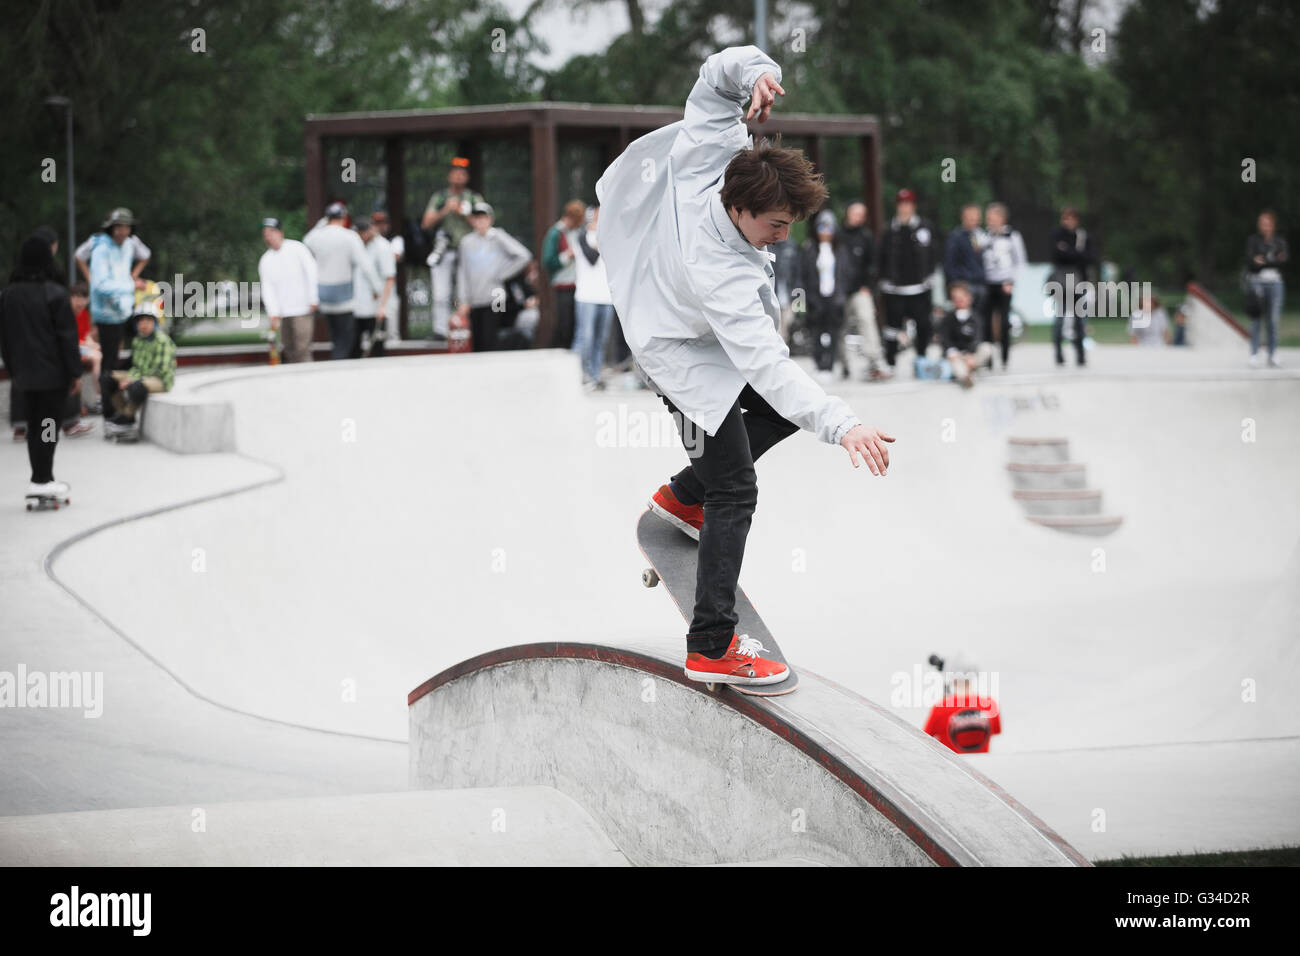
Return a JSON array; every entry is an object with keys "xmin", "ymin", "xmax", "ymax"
[{"xmin": 596, "ymin": 46, "xmax": 895, "ymax": 686}]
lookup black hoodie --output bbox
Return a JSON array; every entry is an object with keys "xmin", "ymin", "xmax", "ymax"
[{"xmin": 0, "ymin": 236, "xmax": 81, "ymax": 390}]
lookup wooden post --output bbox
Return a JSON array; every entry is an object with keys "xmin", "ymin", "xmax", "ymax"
[
  {"xmin": 386, "ymin": 136, "xmax": 407, "ymax": 340},
  {"xmin": 862, "ymin": 132, "xmax": 883, "ymax": 239},
  {"xmin": 530, "ymin": 114, "xmax": 558, "ymax": 349}
]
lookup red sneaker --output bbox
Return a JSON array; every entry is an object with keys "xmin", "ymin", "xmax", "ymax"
[
  {"xmin": 684, "ymin": 633, "xmax": 788, "ymax": 686},
  {"xmin": 649, "ymin": 484, "xmax": 703, "ymax": 540}
]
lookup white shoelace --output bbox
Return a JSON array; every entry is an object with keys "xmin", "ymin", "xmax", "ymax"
[{"xmin": 735, "ymin": 634, "xmax": 768, "ymax": 658}]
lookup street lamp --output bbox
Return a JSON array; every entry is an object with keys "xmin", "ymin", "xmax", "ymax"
[{"xmin": 44, "ymin": 96, "xmax": 75, "ymax": 286}]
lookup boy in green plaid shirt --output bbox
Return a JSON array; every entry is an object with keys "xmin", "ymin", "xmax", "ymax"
[{"xmin": 107, "ymin": 299, "xmax": 174, "ymax": 427}]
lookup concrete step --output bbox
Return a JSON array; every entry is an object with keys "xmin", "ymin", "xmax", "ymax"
[
  {"xmin": 1013, "ymin": 488, "xmax": 1103, "ymax": 516},
  {"xmin": 1008, "ymin": 436, "xmax": 1070, "ymax": 465},
  {"xmin": 1006, "ymin": 462, "xmax": 1087, "ymax": 490},
  {"xmin": 1026, "ymin": 514, "xmax": 1124, "ymax": 536}
]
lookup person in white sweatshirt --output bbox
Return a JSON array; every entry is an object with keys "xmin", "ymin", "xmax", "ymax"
[
  {"xmin": 304, "ymin": 203, "xmax": 382, "ymax": 360},
  {"xmin": 572, "ymin": 204, "xmax": 616, "ymax": 388},
  {"xmin": 980, "ymin": 202, "xmax": 1027, "ymax": 371},
  {"xmin": 258, "ymin": 217, "xmax": 319, "ymax": 363}
]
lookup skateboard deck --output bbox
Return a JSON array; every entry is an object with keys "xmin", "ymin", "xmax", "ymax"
[
  {"xmin": 103, "ymin": 422, "xmax": 140, "ymax": 443},
  {"xmin": 26, "ymin": 493, "xmax": 70, "ymax": 512},
  {"xmin": 636, "ymin": 509, "xmax": 797, "ymax": 696}
]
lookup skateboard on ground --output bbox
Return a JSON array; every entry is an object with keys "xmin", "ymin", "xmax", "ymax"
[
  {"xmin": 26, "ymin": 492, "xmax": 70, "ymax": 512},
  {"xmin": 636, "ymin": 509, "xmax": 797, "ymax": 697},
  {"xmin": 103, "ymin": 420, "xmax": 141, "ymax": 443}
]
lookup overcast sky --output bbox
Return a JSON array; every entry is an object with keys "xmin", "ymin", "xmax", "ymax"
[{"xmin": 498, "ymin": 0, "xmax": 1130, "ymax": 71}]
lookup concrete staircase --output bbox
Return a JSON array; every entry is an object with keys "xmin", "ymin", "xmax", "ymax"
[{"xmin": 1006, "ymin": 437, "xmax": 1123, "ymax": 536}]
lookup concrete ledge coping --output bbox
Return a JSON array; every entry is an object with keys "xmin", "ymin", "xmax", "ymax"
[{"xmin": 408, "ymin": 642, "xmax": 1090, "ymax": 867}]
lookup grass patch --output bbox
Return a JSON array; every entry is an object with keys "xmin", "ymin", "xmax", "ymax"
[
  {"xmin": 174, "ymin": 331, "xmax": 267, "ymax": 347},
  {"xmin": 1096, "ymin": 845, "xmax": 1300, "ymax": 867}
]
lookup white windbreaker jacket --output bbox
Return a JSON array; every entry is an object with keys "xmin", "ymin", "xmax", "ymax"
[{"xmin": 595, "ymin": 46, "xmax": 861, "ymax": 444}]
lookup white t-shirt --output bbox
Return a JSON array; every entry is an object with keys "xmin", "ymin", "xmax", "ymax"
[
  {"xmin": 352, "ymin": 235, "xmax": 397, "ymax": 318},
  {"xmin": 573, "ymin": 228, "xmax": 613, "ymax": 305},
  {"xmin": 258, "ymin": 239, "xmax": 319, "ymax": 318}
]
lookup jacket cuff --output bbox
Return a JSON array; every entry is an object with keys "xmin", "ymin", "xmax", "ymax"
[{"xmin": 830, "ymin": 417, "xmax": 861, "ymax": 446}]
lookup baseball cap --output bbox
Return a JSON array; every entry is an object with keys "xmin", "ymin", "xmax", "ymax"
[
  {"xmin": 261, "ymin": 217, "xmax": 282, "ymax": 230},
  {"xmin": 352, "ymin": 216, "xmax": 372, "ymax": 232},
  {"xmin": 469, "ymin": 201, "xmax": 494, "ymax": 217},
  {"xmin": 325, "ymin": 201, "xmax": 348, "ymax": 219},
  {"xmin": 896, "ymin": 189, "xmax": 916, "ymax": 203}
]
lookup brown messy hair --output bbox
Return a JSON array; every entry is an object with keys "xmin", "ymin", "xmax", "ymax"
[{"xmin": 720, "ymin": 135, "xmax": 828, "ymax": 222}]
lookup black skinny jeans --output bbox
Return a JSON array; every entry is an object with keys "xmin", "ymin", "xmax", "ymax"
[
  {"xmin": 660, "ymin": 385, "xmax": 799, "ymax": 656},
  {"xmin": 881, "ymin": 291, "xmax": 933, "ymax": 366},
  {"xmin": 95, "ymin": 321, "xmax": 133, "ymax": 401},
  {"xmin": 23, "ymin": 386, "xmax": 68, "ymax": 484},
  {"xmin": 983, "ymin": 282, "xmax": 1014, "ymax": 367}
]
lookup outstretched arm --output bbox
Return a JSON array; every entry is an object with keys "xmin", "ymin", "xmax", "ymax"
[{"xmin": 672, "ymin": 46, "xmax": 784, "ymax": 190}]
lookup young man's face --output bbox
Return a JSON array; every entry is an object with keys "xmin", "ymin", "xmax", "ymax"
[
  {"xmin": 985, "ymin": 206, "xmax": 1005, "ymax": 230},
  {"xmin": 961, "ymin": 206, "xmax": 981, "ymax": 230},
  {"xmin": 895, "ymin": 200, "xmax": 915, "ymax": 222},
  {"xmin": 844, "ymin": 203, "xmax": 867, "ymax": 228},
  {"xmin": 951, "ymin": 286, "xmax": 973, "ymax": 310},
  {"xmin": 448, "ymin": 167, "xmax": 469, "ymax": 190},
  {"xmin": 262, "ymin": 227, "xmax": 283, "ymax": 250},
  {"xmin": 470, "ymin": 213, "xmax": 492, "ymax": 235},
  {"xmin": 733, "ymin": 207, "xmax": 792, "ymax": 248}
]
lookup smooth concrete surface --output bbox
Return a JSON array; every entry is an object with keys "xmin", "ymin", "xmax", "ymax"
[
  {"xmin": 5, "ymin": 342, "xmax": 1298, "ymax": 861},
  {"xmin": 409, "ymin": 648, "xmax": 1084, "ymax": 866},
  {"xmin": 0, "ymin": 787, "xmax": 629, "ymax": 866},
  {"xmin": 0, "ymin": 406, "xmax": 406, "ymax": 817}
]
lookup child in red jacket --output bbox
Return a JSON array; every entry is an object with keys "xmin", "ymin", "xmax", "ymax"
[{"xmin": 924, "ymin": 655, "xmax": 1002, "ymax": 753}]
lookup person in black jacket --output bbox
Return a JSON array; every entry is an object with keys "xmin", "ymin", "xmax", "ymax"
[
  {"xmin": 943, "ymin": 203, "xmax": 987, "ymax": 315},
  {"xmin": 837, "ymin": 201, "xmax": 886, "ymax": 380},
  {"xmin": 939, "ymin": 282, "xmax": 993, "ymax": 389},
  {"xmin": 876, "ymin": 189, "xmax": 938, "ymax": 369},
  {"xmin": 798, "ymin": 210, "xmax": 856, "ymax": 377},
  {"xmin": 0, "ymin": 236, "xmax": 82, "ymax": 500},
  {"xmin": 1048, "ymin": 207, "xmax": 1095, "ymax": 367}
]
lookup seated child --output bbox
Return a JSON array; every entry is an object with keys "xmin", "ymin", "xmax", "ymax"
[
  {"xmin": 939, "ymin": 281, "xmax": 993, "ymax": 388},
  {"xmin": 106, "ymin": 297, "xmax": 174, "ymax": 428}
]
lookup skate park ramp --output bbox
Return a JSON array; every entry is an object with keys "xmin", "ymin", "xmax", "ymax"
[
  {"xmin": 409, "ymin": 643, "xmax": 1085, "ymax": 866},
  {"xmin": 23, "ymin": 338, "xmax": 1300, "ymax": 861}
]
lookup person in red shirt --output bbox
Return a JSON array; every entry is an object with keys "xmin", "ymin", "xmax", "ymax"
[
  {"xmin": 924, "ymin": 660, "xmax": 1002, "ymax": 754},
  {"xmin": 69, "ymin": 282, "xmax": 103, "ymax": 415}
]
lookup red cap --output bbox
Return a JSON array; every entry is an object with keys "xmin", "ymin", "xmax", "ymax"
[{"xmin": 896, "ymin": 188, "xmax": 916, "ymax": 203}]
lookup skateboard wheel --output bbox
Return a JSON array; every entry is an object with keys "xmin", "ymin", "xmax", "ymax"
[
  {"xmin": 26, "ymin": 502, "xmax": 33, "ymax": 511},
  {"xmin": 706, "ymin": 682, "xmax": 716, "ymax": 692},
  {"xmin": 641, "ymin": 568, "xmax": 659, "ymax": 588}
]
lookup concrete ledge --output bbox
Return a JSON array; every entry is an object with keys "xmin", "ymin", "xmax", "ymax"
[
  {"xmin": 1013, "ymin": 488, "xmax": 1104, "ymax": 515},
  {"xmin": 1008, "ymin": 437, "xmax": 1070, "ymax": 464},
  {"xmin": 1007, "ymin": 462, "xmax": 1088, "ymax": 490},
  {"xmin": 408, "ymin": 643, "xmax": 1090, "ymax": 867},
  {"xmin": 1027, "ymin": 513, "xmax": 1124, "ymax": 535}
]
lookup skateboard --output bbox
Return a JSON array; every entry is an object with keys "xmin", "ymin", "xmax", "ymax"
[
  {"xmin": 636, "ymin": 509, "xmax": 797, "ymax": 696},
  {"xmin": 26, "ymin": 492, "xmax": 70, "ymax": 512},
  {"xmin": 103, "ymin": 421, "xmax": 140, "ymax": 443}
]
